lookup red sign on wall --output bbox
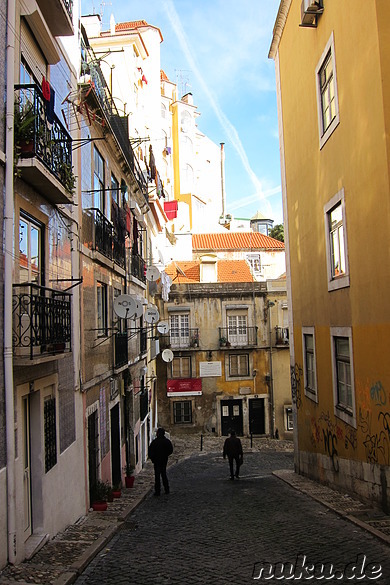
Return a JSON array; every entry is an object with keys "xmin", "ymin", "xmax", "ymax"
[{"xmin": 167, "ymin": 378, "xmax": 202, "ymax": 396}]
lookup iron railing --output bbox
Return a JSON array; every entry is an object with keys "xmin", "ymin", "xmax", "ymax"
[
  {"xmin": 83, "ymin": 50, "xmax": 148, "ymax": 205},
  {"xmin": 275, "ymin": 326, "xmax": 289, "ymax": 346},
  {"xmin": 112, "ymin": 230, "xmax": 126, "ymax": 269},
  {"xmin": 160, "ymin": 328, "xmax": 199, "ymax": 349},
  {"xmin": 90, "ymin": 208, "xmax": 126, "ymax": 268},
  {"xmin": 219, "ymin": 326, "xmax": 257, "ymax": 347},
  {"xmin": 63, "ymin": 0, "xmax": 73, "ymax": 21},
  {"xmin": 14, "ymin": 85, "xmax": 73, "ymax": 193},
  {"xmin": 13, "ymin": 283, "xmax": 71, "ymax": 359},
  {"xmin": 114, "ymin": 332, "xmax": 128, "ymax": 368},
  {"xmin": 140, "ymin": 328, "xmax": 147, "ymax": 354},
  {"xmin": 131, "ymin": 253, "xmax": 146, "ymax": 283}
]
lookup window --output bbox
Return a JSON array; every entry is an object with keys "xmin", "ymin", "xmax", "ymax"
[
  {"xmin": 44, "ymin": 396, "xmax": 57, "ymax": 473},
  {"xmin": 285, "ymin": 407, "xmax": 293, "ymax": 431},
  {"xmin": 228, "ymin": 314, "xmax": 248, "ymax": 346},
  {"xmin": 161, "ymin": 102, "xmax": 167, "ymax": 119},
  {"xmin": 111, "ymin": 174, "xmax": 119, "ymax": 207},
  {"xmin": 302, "ymin": 327, "xmax": 317, "ymax": 402},
  {"xmin": 18, "ymin": 213, "xmax": 43, "ymax": 285},
  {"xmin": 316, "ymin": 33, "xmax": 340, "ymax": 148},
  {"xmin": 97, "ymin": 282, "xmax": 108, "ymax": 337},
  {"xmin": 173, "ymin": 401, "xmax": 192, "ymax": 424},
  {"xmin": 229, "ymin": 354, "xmax": 249, "ymax": 377},
  {"xmin": 246, "ymin": 253, "xmax": 262, "ymax": 277},
  {"xmin": 170, "ymin": 313, "xmax": 190, "ymax": 347},
  {"xmin": 330, "ymin": 327, "xmax": 356, "ymax": 426},
  {"xmin": 324, "ymin": 189, "xmax": 349, "ymax": 291},
  {"xmin": 172, "ymin": 356, "xmax": 191, "ymax": 378},
  {"xmin": 94, "ymin": 147, "xmax": 105, "ymax": 213},
  {"xmin": 180, "ymin": 110, "xmax": 192, "ymax": 133}
]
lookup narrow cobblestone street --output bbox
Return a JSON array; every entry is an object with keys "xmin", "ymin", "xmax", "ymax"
[{"xmin": 74, "ymin": 450, "xmax": 389, "ymax": 585}]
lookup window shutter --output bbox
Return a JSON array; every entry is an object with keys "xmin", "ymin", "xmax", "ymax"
[{"xmin": 21, "ymin": 19, "xmax": 47, "ymax": 81}]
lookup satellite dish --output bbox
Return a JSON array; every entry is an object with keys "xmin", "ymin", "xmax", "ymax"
[
  {"xmin": 144, "ymin": 307, "xmax": 160, "ymax": 324},
  {"xmin": 133, "ymin": 301, "xmax": 144, "ymax": 319},
  {"xmin": 162, "ymin": 349, "xmax": 174, "ymax": 363},
  {"xmin": 114, "ymin": 295, "xmax": 137, "ymax": 319},
  {"xmin": 157, "ymin": 321, "xmax": 169, "ymax": 334},
  {"xmin": 146, "ymin": 266, "xmax": 161, "ymax": 282}
]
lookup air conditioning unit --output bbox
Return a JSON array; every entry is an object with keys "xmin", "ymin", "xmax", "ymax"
[{"xmin": 301, "ymin": 0, "xmax": 323, "ymax": 26}]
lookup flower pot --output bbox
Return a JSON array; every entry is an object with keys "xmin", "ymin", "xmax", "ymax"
[
  {"xmin": 92, "ymin": 501, "xmax": 108, "ymax": 512},
  {"xmin": 112, "ymin": 490, "xmax": 121, "ymax": 498},
  {"xmin": 125, "ymin": 476, "xmax": 135, "ymax": 488}
]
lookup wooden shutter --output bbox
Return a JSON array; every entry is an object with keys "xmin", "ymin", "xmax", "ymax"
[{"xmin": 20, "ymin": 19, "xmax": 47, "ymax": 82}]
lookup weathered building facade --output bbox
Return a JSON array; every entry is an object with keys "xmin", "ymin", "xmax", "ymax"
[{"xmin": 270, "ymin": 0, "xmax": 390, "ymax": 509}]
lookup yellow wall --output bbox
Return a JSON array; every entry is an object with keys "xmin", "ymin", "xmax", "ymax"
[{"xmin": 277, "ymin": 0, "xmax": 390, "ymax": 482}]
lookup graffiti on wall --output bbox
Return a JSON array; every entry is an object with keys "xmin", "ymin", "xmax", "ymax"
[
  {"xmin": 309, "ymin": 411, "xmax": 358, "ymax": 473},
  {"xmin": 357, "ymin": 380, "xmax": 390, "ymax": 466},
  {"xmin": 291, "ymin": 364, "xmax": 303, "ymax": 410}
]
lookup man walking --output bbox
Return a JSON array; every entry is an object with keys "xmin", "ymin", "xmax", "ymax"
[
  {"xmin": 223, "ymin": 429, "xmax": 243, "ymax": 480},
  {"xmin": 148, "ymin": 428, "xmax": 173, "ymax": 495}
]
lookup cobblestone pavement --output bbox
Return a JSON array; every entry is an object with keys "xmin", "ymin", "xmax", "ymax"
[{"xmin": 0, "ymin": 437, "xmax": 389, "ymax": 585}]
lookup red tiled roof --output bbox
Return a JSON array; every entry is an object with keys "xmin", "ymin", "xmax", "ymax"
[
  {"xmin": 160, "ymin": 70, "xmax": 169, "ymax": 81},
  {"xmin": 115, "ymin": 20, "xmax": 148, "ymax": 32},
  {"xmin": 165, "ymin": 260, "xmax": 254, "ymax": 284},
  {"xmin": 192, "ymin": 232, "xmax": 284, "ymax": 251}
]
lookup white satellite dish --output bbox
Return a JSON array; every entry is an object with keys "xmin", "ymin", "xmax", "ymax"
[
  {"xmin": 114, "ymin": 295, "xmax": 137, "ymax": 319},
  {"xmin": 144, "ymin": 307, "xmax": 160, "ymax": 324},
  {"xmin": 157, "ymin": 321, "xmax": 169, "ymax": 334},
  {"xmin": 133, "ymin": 300, "xmax": 144, "ymax": 319},
  {"xmin": 146, "ymin": 266, "xmax": 161, "ymax": 282},
  {"xmin": 162, "ymin": 349, "xmax": 174, "ymax": 363}
]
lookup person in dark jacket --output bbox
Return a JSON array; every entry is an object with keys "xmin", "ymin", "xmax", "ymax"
[
  {"xmin": 223, "ymin": 430, "xmax": 243, "ymax": 480},
  {"xmin": 148, "ymin": 428, "xmax": 173, "ymax": 495}
]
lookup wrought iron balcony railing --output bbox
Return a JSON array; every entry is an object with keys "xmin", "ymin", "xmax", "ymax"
[
  {"xmin": 83, "ymin": 53, "xmax": 148, "ymax": 206},
  {"xmin": 13, "ymin": 283, "xmax": 71, "ymax": 359},
  {"xmin": 113, "ymin": 230, "xmax": 126, "ymax": 270},
  {"xmin": 275, "ymin": 326, "xmax": 289, "ymax": 346},
  {"xmin": 37, "ymin": 1, "xmax": 74, "ymax": 36},
  {"xmin": 160, "ymin": 328, "xmax": 199, "ymax": 350},
  {"xmin": 219, "ymin": 326, "xmax": 257, "ymax": 348},
  {"xmin": 114, "ymin": 332, "xmax": 128, "ymax": 368},
  {"xmin": 90, "ymin": 208, "xmax": 126, "ymax": 269},
  {"xmin": 131, "ymin": 253, "xmax": 146, "ymax": 283},
  {"xmin": 14, "ymin": 85, "xmax": 73, "ymax": 201}
]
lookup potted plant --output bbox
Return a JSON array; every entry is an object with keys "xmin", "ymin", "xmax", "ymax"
[
  {"xmin": 14, "ymin": 98, "xmax": 37, "ymax": 160},
  {"xmin": 124, "ymin": 464, "xmax": 135, "ymax": 488},
  {"xmin": 91, "ymin": 480, "xmax": 110, "ymax": 511},
  {"xmin": 58, "ymin": 160, "xmax": 76, "ymax": 195},
  {"xmin": 112, "ymin": 483, "xmax": 122, "ymax": 498},
  {"xmin": 219, "ymin": 336, "xmax": 227, "ymax": 347}
]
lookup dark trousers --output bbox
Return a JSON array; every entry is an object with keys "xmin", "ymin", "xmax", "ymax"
[
  {"xmin": 154, "ymin": 462, "xmax": 169, "ymax": 494},
  {"xmin": 228, "ymin": 455, "xmax": 241, "ymax": 478}
]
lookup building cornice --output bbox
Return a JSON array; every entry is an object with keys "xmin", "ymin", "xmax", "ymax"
[{"xmin": 268, "ymin": 0, "xmax": 292, "ymax": 60}]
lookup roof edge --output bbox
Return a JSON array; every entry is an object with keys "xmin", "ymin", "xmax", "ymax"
[{"xmin": 268, "ymin": 0, "xmax": 292, "ymax": 60}]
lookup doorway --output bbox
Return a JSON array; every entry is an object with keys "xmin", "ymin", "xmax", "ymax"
[
  {"xmin": 110, "ymin": 404, "xmax": 121, "ymax": 487},
  {"xmin": 249, "ymin": 398, "xmax": 265, "ymax": 435},
  {"xmin": 88, "ymin": 410, "xmax": 99, "ymax": 505},
  {"xmin": 23, "ymin": 395, "xmax": 32, "ymax": 540},
  {"xmin": 221, "ymin": 399, "xmax": 243, "ymax": 436}
]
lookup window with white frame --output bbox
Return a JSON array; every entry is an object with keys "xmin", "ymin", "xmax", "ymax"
[
  {"xmin": 229, "ymin": 354, "xmax": 249, "ymax": 377},
  {"xmin": 94, "ymin": 147, "xmax": 105, "ymax": 213},
  {"xmin": 227, "ymin": 313, "xmax": 248, "ymax": 346},
  {"xmin": 170, "ymin": 313, "xmax": 190, "ymax": 347},
  {"xmin": 302, "ymin": 327, "xmax": 317, "ymax": 402},
  {"xmin": 172, "ymin": 356, "xmax": 191, "ymax": 378},
  {"xmin": 173, "ymin": 401, "xmax": 192, "ymax": 424},
  {"xmin": 324, "ymin": 189, "xmax": 349, "ymax": 291},
  {"xmin": 330, "ymin": 327, "xmax": 356, "ymax": 426},
  {"xmin": 18, "ymin": 212, "xmax": 43, "ymax": 285},
  {"xmin": 316, "ymin": 32, "xmax": 340, "ymax": 148},
  {"xmin": 246, "ymin": 253, "xmax": 262, "ymax": 277}
]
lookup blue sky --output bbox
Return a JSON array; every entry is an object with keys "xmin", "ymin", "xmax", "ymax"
[{"xmin": 81, "ymin": 0, "xmax": 283, "ymax": 225}]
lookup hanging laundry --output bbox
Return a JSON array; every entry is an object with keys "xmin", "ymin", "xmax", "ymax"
[
  {"xmin": 42, "ymin": 76, "xmax": 50, "ymax": 101},
  {"xmin": 149, "ymin": 145, "xmax": 156, "ymax": 179},
  {"xmin": 46, "ymin": 87, "xmax": 55, "ymax": 125}
]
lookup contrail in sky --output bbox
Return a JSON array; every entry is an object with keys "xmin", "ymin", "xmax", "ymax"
[
  {"xmin": 163, "ymin": 0, "xmax": 273, "ymax": 216},
  {"xmin": 228, "ymin": 186, "xmax": 281, "ymax": 212}
]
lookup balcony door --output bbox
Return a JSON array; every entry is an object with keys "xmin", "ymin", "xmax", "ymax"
[
  {"xmin": 18, "ymin": 213, "xmax": 43, "ymax": 286},
  {"xmin": 227, "ymin": 314, "xmax": 247, "ymax": 346},
  {"xmin": 170, "ymin": 313, "xmax": 189, "ymax": 348}
]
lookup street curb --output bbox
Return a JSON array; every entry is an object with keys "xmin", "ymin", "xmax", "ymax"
[{"xmin": 273, "ymin": 470, "xmax": 390, "ymax": 547}]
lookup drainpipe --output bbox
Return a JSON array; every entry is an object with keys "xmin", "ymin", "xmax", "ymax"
[{"xmin": 5, "ymin": 0, "xmax": 17, "ymax": 564}]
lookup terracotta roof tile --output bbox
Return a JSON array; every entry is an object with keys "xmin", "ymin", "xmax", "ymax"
[
  {"xmin": 115, "ymin": 20, "xmax": 148, "ymax": 32},
  {"xmin": 160, "ymin": 70, "xmax": 169, "ymax": 81},
  {"xmin": 192, "ymin": 232, "xmax": 284, "ymax": 251},
  {"xmin": 165, "ymin": 260, "xmax": 254, "ymax": 284},
  {"xmin": 165, "ymin": 261, "xmax": 200, "ymax": 284}
]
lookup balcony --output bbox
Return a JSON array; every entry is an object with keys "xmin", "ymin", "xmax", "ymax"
[
  {"xmin": 13, "ymin": 283, "xmax": 71, "ymax": 360},
  {"xmin": 160, "ymin": 329, "xmax": 199, "ymax": 350},
  {"xmin": 37, "ymin": 0, "xmax": 74, "ymax": 37},
  {"xmin": 14, "ymin": 85, "xmax": 74, "ymax": 204},
  {"xmin": 131, "ymin": 253, "xmax": 146, "ymax": 283},
  {"xmin": 81, "ymin": 52, "xmax": 148, "ymax": 206},
  {"xmin": 140, "ymin": 328, "xmax": 147, "ymax": 355},
  {"xmin": 90, "ymin": 209, "xmax": 126, "ymax": 269},
  {"xmin": 275, "ymin": 326, "xmax": 289, "ymax": 346},
  {"xmin": 114, "ymin": 333, "xmax": 128, "ymax": 369},
  {"xmin": 219, "ymin": 326, "xmax": 257, "ymax": 348}
]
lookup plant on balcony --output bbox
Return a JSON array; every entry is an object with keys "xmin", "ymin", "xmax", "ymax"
[
  {"xmin": 219, "ymin": 336, "xmax": 227, "ymax": 346},
  {"xmin": 191, "ymin": 333, "xmax": 199, "ymax": 348},
  {"xmin": 58, "ymin": 160, "xmax": 76, "ymax": 195},
  {"xmin": 13, "ymin": 99, "xmax": 37, "ymax": 171}
]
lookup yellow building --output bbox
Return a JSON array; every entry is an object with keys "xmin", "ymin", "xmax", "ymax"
[{"xmin": 270, "ymin": 0, "xmax": 390, "ymax": 509}]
